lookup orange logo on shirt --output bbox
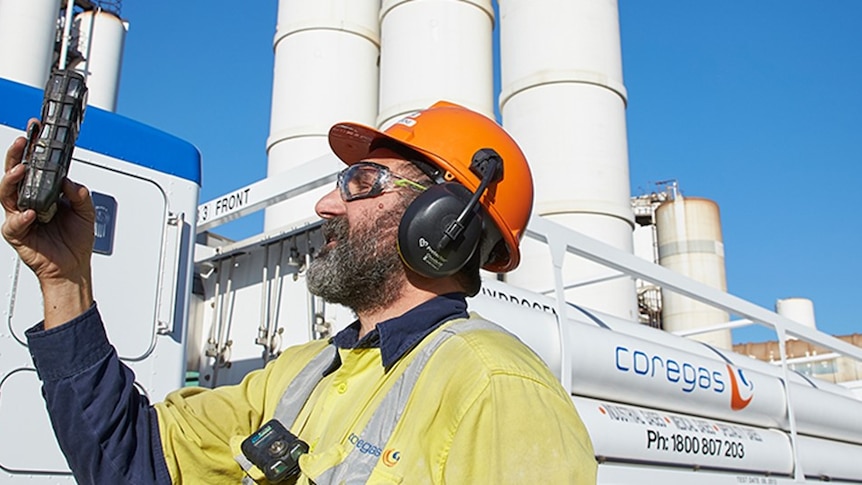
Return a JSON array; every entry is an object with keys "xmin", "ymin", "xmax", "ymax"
[{"xmin": 382, "ymin": 449, "xmax": 401, "ymax": 467}]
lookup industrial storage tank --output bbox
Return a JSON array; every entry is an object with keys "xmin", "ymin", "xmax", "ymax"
[
  {"xmin": 377, "ymin": 0, "xmax": 495, "ymax": 127},
  {"xmin": 656, "ymin": 196, "xmax": 732, "ymax": 349},
  {"xmin": 0, "ymin": 0, "xmax": 60, "ymax": 88},
  {"xmin": 500, "ymin": 0, "xmax": 638, "ymax": 322},
  {"xmin": 264, "ymin": 0, "xmax": 381, "ymax": 231},
  {"xmin": 776, "ymin": 297, "xmax": 817, "ymax": 331}
]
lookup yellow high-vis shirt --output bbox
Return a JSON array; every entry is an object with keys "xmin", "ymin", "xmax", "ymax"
[{"xmin": 155, "ymin": 315, "xmax": 597, "ymax": 484}]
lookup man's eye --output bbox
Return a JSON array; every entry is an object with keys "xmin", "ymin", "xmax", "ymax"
[{"xmin": 352, "ymin": 170, "xmax": 381, "ymax": 191}]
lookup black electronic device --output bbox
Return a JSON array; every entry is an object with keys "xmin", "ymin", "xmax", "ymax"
[
  {"xmin": 397, "ymin": 148, "xmax": 503, "ymax": 278},
  {"xmin": 17, "ymin": 68, "xmax": 88, "ymax": 223},
  {"xmin": 241, "ymin": 419, "xmax": 309, "ymax": 483}
]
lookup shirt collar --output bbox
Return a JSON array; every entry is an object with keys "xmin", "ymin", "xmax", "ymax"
[{"xmin": 331, "ymin": 293, "xmax": 468, "ymax": 370}]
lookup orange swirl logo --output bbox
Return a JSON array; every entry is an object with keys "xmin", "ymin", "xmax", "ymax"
[
  {"xmin": 382, "ymin": 449, "xmax": 401, "ymax": 467},
  {"xmin": 727, "ymin": 364, "xmax": 754, "ymax": 410}
]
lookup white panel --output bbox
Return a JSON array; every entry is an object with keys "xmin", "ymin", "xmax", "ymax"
[
  {"xmin": 378, "ymin": 0, "xmax": 494, "ymax": 127},
  {"xmin": 73, "ymin": 159, "xmax": 166, "ymax": 359},
  {"xmin": 0, "ymin": 370, "xmax": 71, "ymax": 474},
  {"xmin": 840, "ymin": 379, "xmax": 862, "ymax": 399},
  {"xmin": 71, "ymin": 10, "xmax": 127, "ymax": 112},
  {"xmin": 196, "ymin": 249, "xmax": 313, "ymax": 386},
  {"xmin": 0, "ymin": 0, "xmax": 60, "ymax": 88}
]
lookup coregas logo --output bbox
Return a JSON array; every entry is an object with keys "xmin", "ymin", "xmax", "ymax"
[
  {"xmin": 348, "ymin": 433, "xmax": 383, "ymax": 457},
  {"xmin": 614, "ymin": 346, "xmax": 754, "ymax": 411},
  {"xmin": 347, "ymin": 433, "xmax": 402, "ymax": 467}
]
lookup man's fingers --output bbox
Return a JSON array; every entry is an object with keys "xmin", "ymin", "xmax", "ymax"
[
  {"xmin": 0, "ymin": 207, "xmax": 35, "ymax": 243},
  {"xmin": 26, "ymin": 118, "xmax": 40, "ymax": 133},
  {"xmin": 4, "ymin": 136, "xmax": 26, "ymax": 172},
  {"xmin": 62, "ymin": 179, "xmax": 94, "ymax": 219},
  {"xmin": 0, "ymin": 162, "xmax": 26, "ymax": 212}
]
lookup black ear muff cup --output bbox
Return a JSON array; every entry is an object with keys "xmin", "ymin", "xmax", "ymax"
[{"xmin": 398, "ymin": 183, "xmax": 483, "ymax": 278}]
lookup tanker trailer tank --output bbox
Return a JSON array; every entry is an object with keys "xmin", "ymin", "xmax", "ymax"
[{"xmin": 471, "ymin": 279, "xmax": 862, "ymax": 446}]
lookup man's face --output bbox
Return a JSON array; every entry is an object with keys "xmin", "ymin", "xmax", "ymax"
[{"xmin": 305, "ymin": 152, "xmax": 423, "ymax": 314}]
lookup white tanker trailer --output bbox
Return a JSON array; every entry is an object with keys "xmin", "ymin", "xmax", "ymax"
[
  {"xmin": 472, "ymin": 279, "xmax": 862, "ymax": 483},
  {"xmin": 1, "ymin": 75, "xmax": 862, "ymax": 484}
]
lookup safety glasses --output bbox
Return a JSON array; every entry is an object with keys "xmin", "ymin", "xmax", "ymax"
[{"xmin": 337, "ymin": 161, "xmax": 428, "ymax": 202}]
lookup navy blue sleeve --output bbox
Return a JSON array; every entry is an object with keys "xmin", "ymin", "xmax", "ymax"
[{"xmin": 26, "ymin": 303, "xmax": 172, "ymax": 485}]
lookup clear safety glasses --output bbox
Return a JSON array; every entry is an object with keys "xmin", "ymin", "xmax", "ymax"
[{"xmin": 337, "ymin": 161, "xmax": 428, "ymax": 202}]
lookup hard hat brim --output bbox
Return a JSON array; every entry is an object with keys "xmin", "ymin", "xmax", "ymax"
[{"xmin": 328, "ymin": 122, "xmax": 397, "ymax": 167}]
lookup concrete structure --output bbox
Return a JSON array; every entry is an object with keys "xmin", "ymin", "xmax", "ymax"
[{"xmin": 734, "ymin": 333, "xmax": 862, "ymax": 389}]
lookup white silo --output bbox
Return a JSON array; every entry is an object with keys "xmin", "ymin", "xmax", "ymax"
[
  {"xmin": 377, "ymin": 0, "xmax": 495, "ymax": 127},
  {"xmin": 0, "ymin": 0, "xmax": 60, "ymax": 87},
  {"xmin": 498, "ymin": 0, "xmax": 638, "ymax": 321},
  {"xmin": 776, "ymin": 297, "xmax": 817, "ymax": 332},
  {"xmin": 656, "ymin": 196, "xmax": 732, "ymax": 349},
  {"xmin": 265, "ymin": 0, "xmax": 381, "ymax": 230},
  {"xmin": 70, "ymin": 8, "xmax": 127, "ymax": 111}
]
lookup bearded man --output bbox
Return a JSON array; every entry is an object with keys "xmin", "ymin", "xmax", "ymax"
[{"xmin": 2, "ymin": 101, "xmax": 597, "ymax": 484}]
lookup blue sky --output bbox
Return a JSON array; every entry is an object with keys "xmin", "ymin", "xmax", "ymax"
[{"xmin": 114, "ymin": 1, "xmax": 861, "ymax": 344}]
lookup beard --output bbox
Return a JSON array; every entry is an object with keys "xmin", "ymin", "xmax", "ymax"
[{"xmin": 305, "ymin": 207, "xmax": 407, "ymax": 314}]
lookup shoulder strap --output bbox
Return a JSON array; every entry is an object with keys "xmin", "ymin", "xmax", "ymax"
[
  {"xmin": 273, "ymin": 344, "xmax": 339, "ymax": 425},
  {"xmin": 312, "ymin": 317, "xmax": 507, "ymax": 485}
]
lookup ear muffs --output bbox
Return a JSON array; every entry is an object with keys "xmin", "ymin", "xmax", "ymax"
[{"xmin": 397, "ymin": 182, "xmax": 483, "ymax": 278}]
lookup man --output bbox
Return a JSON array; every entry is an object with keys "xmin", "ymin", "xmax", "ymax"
[{"xmin": 2, "ymin": 101, "xmax": 597, "ymax": 484}]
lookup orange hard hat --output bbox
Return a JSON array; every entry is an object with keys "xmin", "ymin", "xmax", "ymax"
[{"xmin": 328, "ymin": 101, "xmax": 534, "ymax": 273}]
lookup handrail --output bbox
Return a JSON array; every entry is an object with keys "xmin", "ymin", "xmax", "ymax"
[
  {"xmin": 525, "ymin": 216, "xmax": 862, "ymax": 362},
  {"xmin": 525, "ymin": 215, "xmax": 862, "ymax": 483}
]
